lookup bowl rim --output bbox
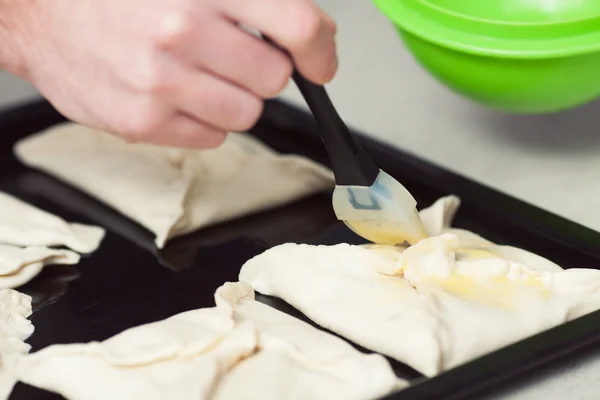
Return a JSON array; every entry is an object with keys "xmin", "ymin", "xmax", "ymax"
[
  {"xmin": 375, "ymin": 0, "xmax": 600, "ymax": 58},
  {"xmin": 417, "ymin": 0, "xmax": 600, "ymax": 27}
]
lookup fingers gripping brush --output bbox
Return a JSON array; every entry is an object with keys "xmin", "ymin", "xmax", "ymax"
[{"xmin": 264, "ymin": 37, "xmax": 428, "ymax": 246}]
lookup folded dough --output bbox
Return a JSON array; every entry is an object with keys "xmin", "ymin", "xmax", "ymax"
[
  {"xmin": 0, "ymin": 290, "xmax": 34, "ymax": 400},
  {"xmin": 14, "ymin": 123, "xmax": 334, "ymax": 248},
  {"xmin": 239, "ymin": 195, "xmax": 600, "ymax": 376},
  {"xmin": 0, "ymin": 192, "xmax": 105, "ymax": 254},
  {"xmin": 0, "ymin": 245, "xmax": 80, "ymax": 290},
  {"xmin": 418, "ymin": 196, "xmax": 564, "ymax": 272},
  {"xmin": 15, "ymin": 282, "xmax": 402, "ymax": 400}
]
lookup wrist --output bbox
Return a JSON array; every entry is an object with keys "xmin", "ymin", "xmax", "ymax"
[{"xmin": 0, "ymin": 0, "xmax": 34, "ymax": 78}]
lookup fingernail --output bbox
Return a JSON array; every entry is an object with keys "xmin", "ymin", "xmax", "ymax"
[
  {"xmin": 319, "ymin": 9, "xmax": 337, "ymax": 35},
  {"xmin": 325, "ymin": 53, "xmax": 338, "ymax": 83}
]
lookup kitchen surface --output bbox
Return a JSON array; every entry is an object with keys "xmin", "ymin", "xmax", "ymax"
[{"xmin": 2, "ymin": 0, "xmax": 600, "ymax": 398}]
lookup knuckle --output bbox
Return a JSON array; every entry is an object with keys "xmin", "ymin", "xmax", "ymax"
[
  {"xmin": 288, "ymin": 5, "xmax": 322, "ymax": 49},
  {"xmin": 134, "ymin": 59, "xmax": 173, "ymax": 95},
  {"xmin": 153, "ymin": 11, "xmax": 193, "ymax": 51}
]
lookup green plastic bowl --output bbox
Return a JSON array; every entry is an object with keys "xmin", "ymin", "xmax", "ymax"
[{"xmin": 374, "ymin": 0, "xmax": 600, "ymax": 113}]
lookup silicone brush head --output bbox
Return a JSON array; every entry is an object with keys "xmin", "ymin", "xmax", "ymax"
[
  {"xmin": 332, "ymin": 170, "xmax": 428, "ymax": 246},
  {"xmin": 259, "ymin": 35, "xmax": 427, "ymax": 245}
]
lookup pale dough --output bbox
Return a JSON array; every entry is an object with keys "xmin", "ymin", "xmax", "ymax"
[
  {"xmin": 418, "ymin": 196, "xmax": 564, "ymax": 272},
  {"xmin": 15, "ymin": 282, "xmax": 402, "ymax": 400},
  {"xmin": 0, "ymin": 289, "xmax": 34, "ymax": 400},
  {"xmin": 239, "ymin": 195, "xmax": 600, "ymax": 376},
  {"xmin": 14, "ymin": 123, "xmax": 334, "ymax": 248},
  {"xmin": 0, "ymin": 244, "xmax": 80, "ymax": 290},
  {"xmin": 0, "ymin": 192, "xmax": 105, "ymax": 254}
]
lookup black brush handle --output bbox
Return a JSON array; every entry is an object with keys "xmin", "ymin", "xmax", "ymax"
[{"xmin": 263, "ymin": 36, "xmax": 379, "ymax": 186}]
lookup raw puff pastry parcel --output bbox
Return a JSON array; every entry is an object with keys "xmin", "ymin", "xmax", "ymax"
[
  {"xmin": 15, "ymin": 282, "xmax": 403, "ymax": 400},
  {"xmin": 0, "ymin": 192, "xmax": 105, "ymax": 289},
  {"xmin": 15, "ymin": 123, "xmax": 334, "ymax": 248},
  {"xmin": 0, "ymin": 290, "xmax": 34, "ymax": 400},
  {"xmin": 0, "ymin": 245, "xmax": 80, "ymax": 290},
  {"xmin": 0, "ymin": 192, "xmax": 105, "ymax": 254},
  {"xmin": 240, "ymin": 195, "xmax": 600, "ymax": 376}
]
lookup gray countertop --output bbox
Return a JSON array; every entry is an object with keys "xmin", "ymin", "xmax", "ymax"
[{"xmin": 2, "ymin": 0, "xmax": 600, "ymax": 397}]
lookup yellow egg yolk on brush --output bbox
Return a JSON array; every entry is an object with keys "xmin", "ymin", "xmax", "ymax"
[{"xmin": 344, "ymin": 218, "xmax": 428, "ymax": 246}]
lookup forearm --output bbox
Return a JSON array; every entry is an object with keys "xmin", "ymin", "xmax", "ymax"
[{"xmin": 0, "ymin": 0, "xmax": 32, "ymax": 78}]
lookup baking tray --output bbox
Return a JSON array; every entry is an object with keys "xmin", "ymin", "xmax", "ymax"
[{"xmin": 2, "ymin": 99, "xmax": 600, "ymax": 400}]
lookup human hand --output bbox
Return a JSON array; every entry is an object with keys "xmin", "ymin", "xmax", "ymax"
[{"xmin": 3, "ymin": 0, "xmax": 337, "ymax": 148}]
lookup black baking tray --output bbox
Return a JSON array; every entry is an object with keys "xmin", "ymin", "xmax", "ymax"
[{"xmin": 2, "ymin": 98, "xmax": 600, "ymax": 400}]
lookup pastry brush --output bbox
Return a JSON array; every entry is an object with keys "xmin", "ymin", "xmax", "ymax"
[{"xmin": 264, "ymin": 36, "xmax": 428, "ymax": 246}]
